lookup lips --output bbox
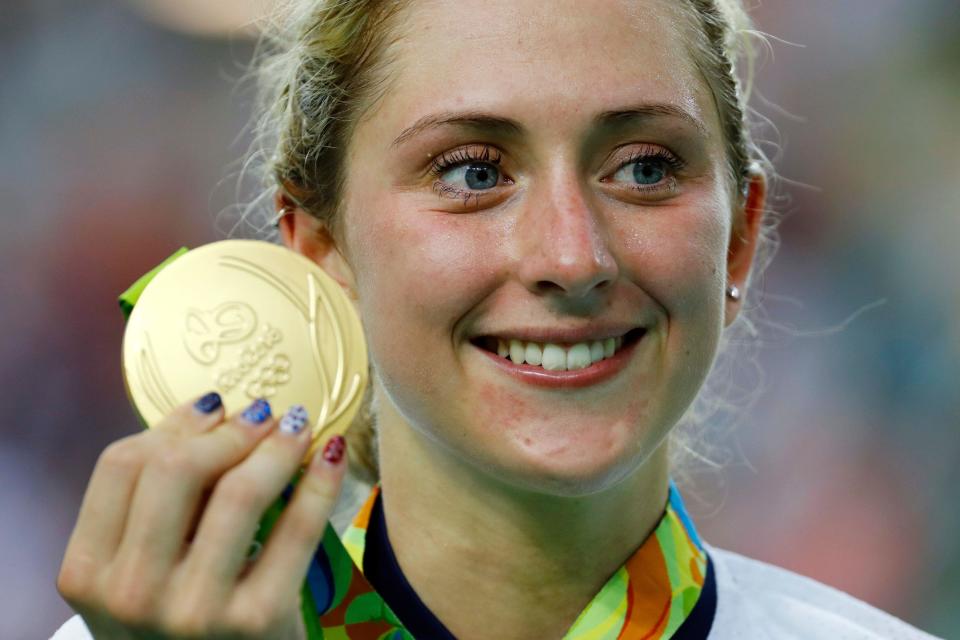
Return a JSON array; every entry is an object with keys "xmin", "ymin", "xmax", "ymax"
[
  {"xmin": 471, "ymin": 328, "xmax": 645, "ymax": 371},
  {"xmin": 469, "ymin": 328, "xmax": 646, "ymax": 388}
]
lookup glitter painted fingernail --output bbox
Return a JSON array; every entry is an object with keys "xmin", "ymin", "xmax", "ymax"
[
  {"xmin": 322, "ymin": 435, "xmax": 346, "ymax": 464},
  {"xmin": 241, "ymin": 398, "xmax": 271, "ymax": 425},
  {"xmin": 194, "ymin": 392, "xmax": 222, "ymax": 414},
  {"xmin": 279, "ymin": 404, "xmax": 309, "ymax": 435}
]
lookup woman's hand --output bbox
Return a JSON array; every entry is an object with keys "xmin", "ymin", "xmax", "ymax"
[{"xmin": 56, "ymin": 393, "xmax": 347, "ymax": 639}]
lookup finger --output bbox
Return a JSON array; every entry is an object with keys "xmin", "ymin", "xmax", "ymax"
[
  {"xmin": 154, "ymin": 390, "xmax": 227, "ymax": 435},
  {"xmin": 59, "ymin": 432, "xmax": 150, "ymax": 600},
  {"xmin": 176, "ymin": 404, "xmax": 314, "ymax": 598},
  {"xmin": 186, "ymin": 391, "xmax": 228, "ymax": 433},
  {"xmin": 59, "ymin": 393, "xmax": 225, "ymax": 605},
  {"xmin": 237, "ymin": 433, "xmax": 347, "ymax": 604},
  {"xmin": 110, "ymin": 398, "xmax": 276, "ymax": 591},
  {"xmin": 172, "ymin": 392, "xmax": 251, "ymax": 546}
]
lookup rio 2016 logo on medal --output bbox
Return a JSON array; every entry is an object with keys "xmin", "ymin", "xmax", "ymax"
[{"xmin": 121, "ymin": 240, "xmax": 368, "ymax": 461}]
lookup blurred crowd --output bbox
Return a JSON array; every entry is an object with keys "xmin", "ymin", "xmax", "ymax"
[{"xmin": 1, "ymin": 1, "xmax": 957, "ymax": 637}]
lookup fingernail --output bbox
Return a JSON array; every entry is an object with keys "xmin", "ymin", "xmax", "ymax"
[
  {"xmin": 194, "ymin": 392, "xmax": 222, "ymax": 414},
  {"xmin": 322, "ymin": 435, "xmax": 346, "ymax": 464},
  {"xmin": 241, "ymin": 398, "xmax": 271, "ymax": 425},
  {"xmin": 279, "ymin": 404, "xmax": 309, "ymax": 435}
]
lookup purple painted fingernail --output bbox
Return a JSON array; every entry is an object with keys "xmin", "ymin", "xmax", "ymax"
[
  {"xmin": 194, "ymin": 392, "xmax": 222, "ymax": 414},
  {"xmin": 241, "ymin": 398, "xmax": 271, "ymax": 425},
  {"xmin": 279, "ymin": 404, "xmax": 309, "ymax": 435}
]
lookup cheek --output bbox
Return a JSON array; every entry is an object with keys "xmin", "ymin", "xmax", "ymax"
[
  {"xmin": 614, "ymin": 199, "xmax": 731, "ymax": 405},
  {"xmin": 345, "ymin": 196, "xmax": 506, "ymax": 372},
  {"xmin": 617, "ymin": 203, "xmax": 729, "ymax": 318},
  {"xmin": 358, "ymin": 213, "xmax": 495, "ymax": 312}
]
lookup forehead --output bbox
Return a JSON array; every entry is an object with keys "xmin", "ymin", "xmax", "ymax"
[{"xmin": 367, "ymin": 0, "xmax": 713, "ymax": 141}]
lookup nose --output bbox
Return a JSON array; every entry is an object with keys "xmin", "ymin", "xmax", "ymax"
[{"xmin": 515, "ymin": 177, "xmax": 618, "ymax": 299}]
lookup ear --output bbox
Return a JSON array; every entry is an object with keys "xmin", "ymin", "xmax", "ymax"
[
  {"xmin": 275, "ymin": 190, "xmax": 359, "ymax": 300},
  {"xmin": 724, "ymin": 168, "xmax": 766, "ymax": 327}
]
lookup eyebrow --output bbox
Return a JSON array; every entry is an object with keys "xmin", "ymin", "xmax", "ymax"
[
  {"xmin": 391, "ymin": 111, "xmax": 523, "ymax": 148},
  {"xmin": 596, "ymin": 103, "xmax": 708, "ymax": 136},
  {"xmin": 390, "ymin": 103, "xmax": 707, "ymax": 148}
]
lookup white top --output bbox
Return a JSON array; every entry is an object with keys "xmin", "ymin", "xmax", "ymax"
[
  {"xmin": 51, "ymin": 543, "xmax": 942, "ymax": 639},
  {"xmin": 705, "ymin": 544, "xmax": 941, "ymax": 639}
]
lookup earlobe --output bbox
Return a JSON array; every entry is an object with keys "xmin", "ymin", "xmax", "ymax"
[
  {"xmin": 724, "ymin": 168, "xmax": 767, "ymax": 326},
  {"xmin": 274, "ymin": 190, "xmax": 359, "ymax": 299}
]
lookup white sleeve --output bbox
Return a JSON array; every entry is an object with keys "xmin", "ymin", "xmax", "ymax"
[{"xmin": 50, "ymin": 615, "xmax": 93, "ymax": 640}]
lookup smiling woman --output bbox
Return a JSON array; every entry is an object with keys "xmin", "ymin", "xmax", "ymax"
[{"xmin": 53, "ymin": 1, "xmax": 942, "ymax": 639}]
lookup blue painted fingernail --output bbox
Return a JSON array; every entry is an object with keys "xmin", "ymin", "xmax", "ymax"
[
  {"xmin": 241, "ymin": 398, "xmax": 271, "ymax": 425},
  {"xmin": 194, "ymin": 392, "xmax": 222, "ymax": 414},
  {"xmin": 279, "ymin": 404, "xmax": 309, "ymax": 435}
]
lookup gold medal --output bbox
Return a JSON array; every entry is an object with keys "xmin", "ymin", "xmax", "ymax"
[{"xmin": 121, "ymin": 239, "xmax": 368, "ymax": 460}]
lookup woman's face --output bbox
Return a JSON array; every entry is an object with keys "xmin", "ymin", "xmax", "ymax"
[{"xmin": 338, "ymin": 0, "xmax": 742, "ymax": 494}]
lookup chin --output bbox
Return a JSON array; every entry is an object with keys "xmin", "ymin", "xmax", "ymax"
[{"xmin": 486, "ymin": 435, "xmax": 655, "ymax": 498}]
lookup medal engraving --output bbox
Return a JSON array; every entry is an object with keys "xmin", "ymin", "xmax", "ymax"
[
  {"xmin": 213, "ymin": 322, "xmax": 288, "ymax": 398},
  {"xmin": 135, "ymin": 333, "xmax": 178, "ymax": 415},
  {"xmin": 183, "ymin": 301, "xmax": 258, "ymax": 365},
  {"xmin": 122, "ymin": 240, "xmax": 368, "ymax": 456}
]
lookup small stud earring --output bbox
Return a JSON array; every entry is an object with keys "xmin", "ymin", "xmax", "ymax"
[
  {"xmin": 726, "ymin": 284, "xmax": 741, "ymax": 301},
  {"xmin": 271, "ymin": 206, "xmax": 291, "ymax": 229}
]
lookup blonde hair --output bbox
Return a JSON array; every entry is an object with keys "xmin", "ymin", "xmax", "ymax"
[{"xmin": 240, "ymin": 0, "xmax": 776, "ymax": 485}]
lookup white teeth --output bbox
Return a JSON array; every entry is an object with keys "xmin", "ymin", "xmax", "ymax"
[
  {"xmin": 603, "ymin": 338, "xmax": 615, "ymax": 358},
  {"xmin": 524, "ymin": 342, "xmax": 543, "ymax": 366},
  {"xmin": 541, "ymin": 344, "xmax": 567, "ymax": 371},
  {"xmin": 566, "ymin": 343, "xmax": 592, "ymax": 370},
  {"xmin": 489, "ymin": 334, "xmax": 633, "ymax": 371},
  {"xmin": 509, "ymin": 339, "xmax": 525, "ymax": 364},
  {"xmin": 590, "ymin": 340, "xmax": 605, "ymax": 363}
]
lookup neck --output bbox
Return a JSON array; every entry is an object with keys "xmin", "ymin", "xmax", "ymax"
[{"xmin": 375, "ymin": 397, "xmax": 671, "ymax": 640}]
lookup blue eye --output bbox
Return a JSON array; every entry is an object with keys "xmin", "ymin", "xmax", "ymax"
[
  {"xmin": 441, "ymin": 162, "xmax": 500, "ymax": 190},
  {"xmin": 613, "ymin": 157, "xmax": 669, "ymax": 186},
  {"xmin": 633, "ymin": 159, "xmax": 666, "ymax": 185}
]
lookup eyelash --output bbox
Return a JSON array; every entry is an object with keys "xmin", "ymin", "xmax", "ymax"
[
  {"xmin": 427, "ymin": 143, "xmax": 685, "ymax": 205},
  {"xmin": 610, "ymin": 146, "xmax": 687, "ymax": 196},
  {"xmin": 428, "ymin": 145, "xmax": 504, "ymax": 207},
  {"xmin": 429, "ymin": 144, "xmax": 503, "ymax": 177}
]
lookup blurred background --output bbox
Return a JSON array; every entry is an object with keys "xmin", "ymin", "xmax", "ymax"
[{"xmin": 1, "ymin": 0, "xmax": 957, "ymax": 637}]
